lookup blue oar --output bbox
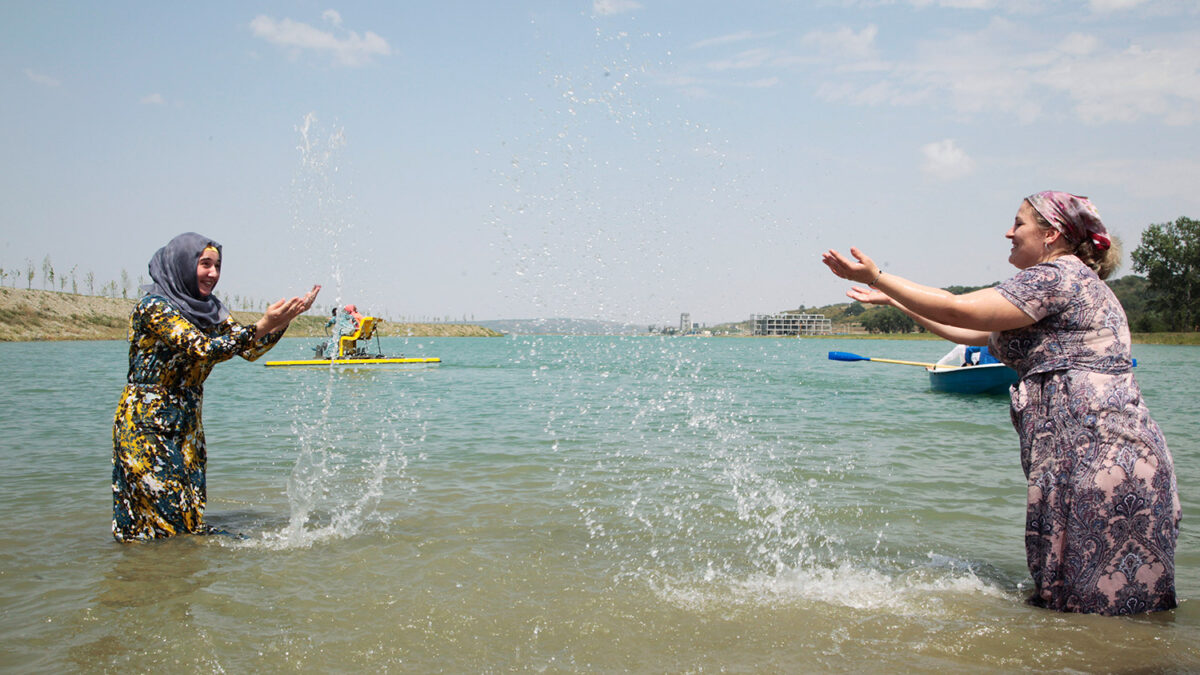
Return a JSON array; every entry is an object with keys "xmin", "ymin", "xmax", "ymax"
[{"xmin": 828, "ymin": 351, "xmax": 958, "ymax": 369}]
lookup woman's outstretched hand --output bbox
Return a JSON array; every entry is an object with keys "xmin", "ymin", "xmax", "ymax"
[
  {"xmin": 846, "ymin": 285, "xmax": 893, "ymax": 307},
  {"xmin": 256, "ymin": 285, "xmax": 322, "ymax": 338},
  {"xmin": 821, "ymin": 247, "xmax": 880, "ymax": 286}
]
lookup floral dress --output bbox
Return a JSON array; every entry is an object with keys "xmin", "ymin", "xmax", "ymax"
[
  {"xmin": 990, "ymin": 256, "xmax": 1181, "ymax": 614},
  {"xmin": 112, "ymin": 295, "xmax": 282, "ymax": 542}
]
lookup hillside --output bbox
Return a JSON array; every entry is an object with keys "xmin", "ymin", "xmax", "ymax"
[{"xmin": 0, "ymin": 288, "xmax": 502, "ymax": 341}]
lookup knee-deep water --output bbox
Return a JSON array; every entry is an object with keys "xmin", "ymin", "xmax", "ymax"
[{"xmin": 0, "ymin": 336, "xmax": 1197, "ymax": 671}]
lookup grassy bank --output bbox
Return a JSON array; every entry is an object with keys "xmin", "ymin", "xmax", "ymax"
[{"xmin": 0, "ymin": 288, "xmax": 502, "ymax": 341}]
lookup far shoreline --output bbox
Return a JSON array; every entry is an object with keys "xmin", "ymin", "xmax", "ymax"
[
  {"xmin": 1, "ymin": 287, "xmax": 1195, "ymax": 345},
  {"xmin": 0, "ymin": 287, "xmax": 502, "ymax": 341}
]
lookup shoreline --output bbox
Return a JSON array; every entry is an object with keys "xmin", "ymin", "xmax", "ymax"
[
  {"xmin": 1, "ymin": 287, "xmax": 1195, "ymax": 344},
  {"xmin": 0, "ymin": 287, "xmax": 502, "ymax": 341}
]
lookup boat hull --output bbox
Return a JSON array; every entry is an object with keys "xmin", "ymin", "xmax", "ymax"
[
  {"xmin": 265, "ymin": 357, "xmax": 441, "ymax": 367},
  {"xmin": 927, "ymin": 363, "xmax": 1017, "ymax": 395}
]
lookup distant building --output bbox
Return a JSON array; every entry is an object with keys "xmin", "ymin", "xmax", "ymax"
[
  {"xmin": 680, "ymin": 312, "xmax": 692, "ymax": 334},
  {"xmin": 751, "ymin": 312, "xmax": 832, "ymax": 336}
]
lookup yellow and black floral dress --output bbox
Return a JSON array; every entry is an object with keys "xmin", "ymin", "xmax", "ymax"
[{"xmin": 112, "ymin": 295, "xmax": 283, "ymax": 542}]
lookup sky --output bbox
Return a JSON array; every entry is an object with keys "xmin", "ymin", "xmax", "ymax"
[{"xmin": 2, "ymin": 1, "xmax": 1199, "ymax": 327}]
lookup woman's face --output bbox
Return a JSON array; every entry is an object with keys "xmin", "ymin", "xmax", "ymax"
[
  {"xmin": 196, "ymin": 248, "xmax": 221, "ymax": 297},
  {"xmin": 1006, "ymin": 201, "xmax": 1052, "ymax": 270}
]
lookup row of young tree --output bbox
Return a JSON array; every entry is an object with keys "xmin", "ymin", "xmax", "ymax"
[
  {"xmin": 0, "ymin": 255, "xmax": 276, "ymax": 312},
  {"xmin": 850, "ymin": 216, "xmax": 1200, "ymax": 333},
  {"xmin": 0, "ymin": 256, "xmax": 118, "ymax": 297},
  {"xmin": 1, "ymin": 256, "xmax": 480, "ymax": 324}
]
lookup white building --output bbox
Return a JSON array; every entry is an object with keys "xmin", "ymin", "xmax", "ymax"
[{"xmin": 751, "ymin": 312, "xmax": 832, "ymax": 336}]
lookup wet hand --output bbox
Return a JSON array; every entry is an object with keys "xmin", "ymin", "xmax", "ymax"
[
  {"xmin": 259, "ymin": 285, "xmax": 322, "ymax": 335},
  {"xmin": 821, "ymin": 247, "xmax": 880, "ymax": 286},
  {"xmin": 299, "ymin": 285, "xmax": 321, "ymax": 313},
  {"xmin": 846, "ymin": 286, "xmax": 892, "ymax": 306}
]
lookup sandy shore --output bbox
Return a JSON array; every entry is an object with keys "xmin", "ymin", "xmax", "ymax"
[{"xmin": 0, "ymin": 287, "xmax": 502, "ymax": 341}]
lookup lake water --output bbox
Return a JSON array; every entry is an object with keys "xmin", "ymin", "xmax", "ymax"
[{"xmin": 0, "ymin": 336, "xmax": 1196, "ymax": 672}]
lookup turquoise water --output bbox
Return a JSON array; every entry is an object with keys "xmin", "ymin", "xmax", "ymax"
[{"xmin": 0, "ymin": 336, "xmax": 1196, "ymax": 671}]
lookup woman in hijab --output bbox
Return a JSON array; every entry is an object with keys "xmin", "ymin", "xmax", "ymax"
[
  {"xmin": 112, "ymin": 232, "xmax": 320, "ymax": 542},
  {"xmin": 822, "ymin": 192, "xmax": 1180, "ymax": 615}
]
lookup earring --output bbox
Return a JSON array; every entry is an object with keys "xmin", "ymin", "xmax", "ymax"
[{"xmin": 1044, "ymin": 242, "xmax": 1050, "ymax": 251}]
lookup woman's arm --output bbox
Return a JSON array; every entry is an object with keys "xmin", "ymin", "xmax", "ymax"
[
  {"xmin": 139, "ymin": 297, "xmax": 254, "ymax": 361},
  {"xmin": 846, "ymin": 286, "xmax": 992, "ymax": 345},
  {"xmin": 823, "ymin": 247, "xmax": 1034, "ymax": 332}
]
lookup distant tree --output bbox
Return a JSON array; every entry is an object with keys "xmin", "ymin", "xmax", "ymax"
[
  {"xmin": 120, "ymin": 269, "xmax": 130, "ymax": 299},
  {"xmin": 943, "ymin": 282, "xmax": 999, "ymax": 295},
  {"xmin": 42, "ymin": 255, "xmax": 54, "ymax": 290},
  {"xmin": 845, "ymin": 302, "xmax": 866, "ymax": 317},
  {"xmin": 85, "ymin": 270, "xmax": 95, "ymax": 295},
  {"xmin": 860, "ymin": 306, "xmax": 915, "ymax": 334},
  {"xmin": 70, "ymin": 266, "xmax": 78, "ymax": 294},
  {"xmin": 25, "ymin": 259, "xmax": 34, "ymax": 289},
  {"xmin": 1107, "ymin": 275, "xmax": 1155, "ymax": 331},
  {"xmin": 1131, "ymin": 216, "xmax": 1200, "ymax": 331}
]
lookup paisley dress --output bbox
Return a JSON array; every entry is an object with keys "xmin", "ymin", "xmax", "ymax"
[
  {"xmin": 112, "ymin": 295, "xmax": 283, "ymax": 542},
  {"xmin": 990, "ymin": 256, "xmax": 1181, "ymax": 614}
]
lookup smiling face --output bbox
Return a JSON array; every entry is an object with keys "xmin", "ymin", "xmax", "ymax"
[
  {"xmin": 1006, "ymin": 201, "xmax": 1057, "ymax": 270},
  {"xmin": 196, "ymin": 247, "xmax": 221, "ymax": 297}
]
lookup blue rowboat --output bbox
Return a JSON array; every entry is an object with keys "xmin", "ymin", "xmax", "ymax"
[{"xmin": 927, "ymin": 363, "xmax": 1017, "ymax": 395}]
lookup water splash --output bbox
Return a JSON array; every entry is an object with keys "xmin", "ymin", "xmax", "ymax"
[
  {"xmin": 290, "ymin": 112, "xmax": 354, "ymax": 311},
  {"xmin": 486, "ymin": 25, "xmax": 765, "ymax": 324},
  {"xmin": 245, "ymin": 372, "xmax": 424, "ymax": 550},
  {"xmin": 528, "ymin": 337, "xmax": 1014, "ymax": 615},
  {"xmin": 240, "ymin": 115, "xmax": 419, "ymax": 549},
  {"xmin": 654, "ymin": 555, "xmax": 1009, "ymax": 617}
]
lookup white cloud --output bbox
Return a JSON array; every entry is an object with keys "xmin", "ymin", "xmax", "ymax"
[
  {"xmin": 249, "ymin": 14, "xmax": 391, "ymax": 67},
  {"xmin": 593, "ymin": 0, "xmax": 642, "ymax": 16},
  {"xmin": 706, "ymin": 48, "xmax": 775, "ymax": 72},
  {"xmin": 921, "ymin": 139, "xmax": 975, "ymax": 180},
  {"xmin": 802, "ymin": 25, "xmax": 880, "ymax": 61},
  {"xmin": 908, "ymin": 0, "xmax": 1000, "ymax": 7},
  {"xmin": 1058, "ymin": 33, "xmax": 1100, "ymax": 57},
  {"xmin": 1037, "ymin": 41, "xmax": 1200, "ymax": 125},
  {"xmin": 24, "ymin": 69, "xmax": 60, "ymax": 87},
  {"xmin": 1067, "ymin": 158, "xmax": 1200, "ymax": 204},
  {"xmin": 746, "ymin": 77, "xmax": 781, "ymax": 89},
  {"xmin": 1089, "ymin": 0, "xmax": 1151, "ymax": 11},
  {"xmin": 690, "ymin": 31, "xmax": 766, "ymax": 50},
  {"xmin": 807, "ymin": 18, "xmax": 1200, "ymax": 125},
  {"xmin": 139, "ymin": 93, "xmax": 166, "ymax": 105}
]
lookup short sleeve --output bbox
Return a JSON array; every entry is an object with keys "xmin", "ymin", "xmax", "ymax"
[{"xmin": 993, "ymin": 262, "xmax": 1075, "ymax": 323}]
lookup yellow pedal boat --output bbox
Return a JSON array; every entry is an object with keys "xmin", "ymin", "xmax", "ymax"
[
  {"xmin": 265, "ymin": 356, "xmax": 441, "ymax": 368},
  {"xmin": 265, "ymin": 315, "xmax": 440, "ymax": 367}
]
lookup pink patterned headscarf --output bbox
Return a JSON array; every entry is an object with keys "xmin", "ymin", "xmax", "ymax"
[{"xmin": 1025, "ymin": 191, "xmax": 1111, "ymax": 250}]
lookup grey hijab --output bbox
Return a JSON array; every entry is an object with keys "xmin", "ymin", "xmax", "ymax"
[{"xmin": 141, "ymin": 232, "xmax": 229, "ymax": 328}]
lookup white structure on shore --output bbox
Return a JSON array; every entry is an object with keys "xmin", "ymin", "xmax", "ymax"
[
  {"xmin": 680, "ymin": 312, "xmax": 692, "ymax": 334},
  {"xmin": 751, "ymin": 312, "xmax": 832, "ymax": 336}
]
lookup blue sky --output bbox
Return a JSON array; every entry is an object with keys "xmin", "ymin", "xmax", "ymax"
[{"xmin": 2, "ymin": 1, "xmax": 1198, "ymax": 326}]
